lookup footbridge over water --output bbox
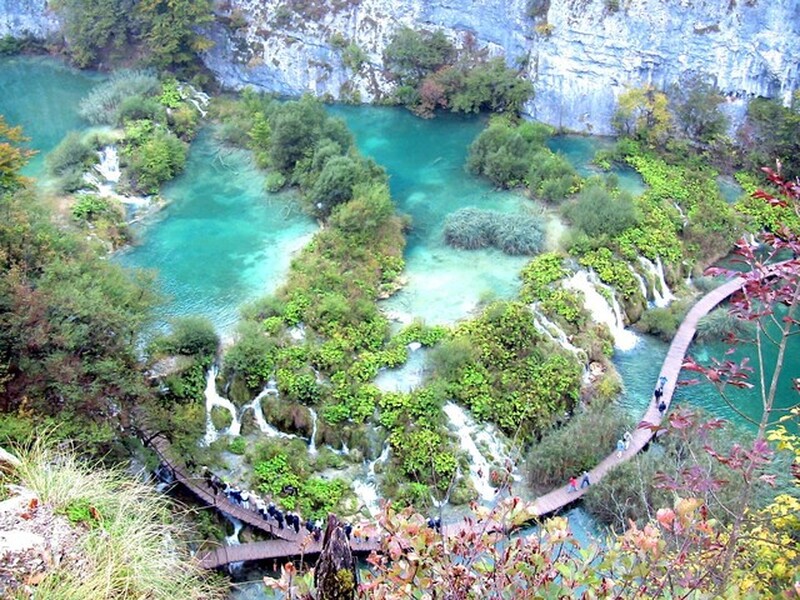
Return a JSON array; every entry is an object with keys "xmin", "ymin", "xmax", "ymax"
[{"xmin": 143, "ymin": 262, "xmax": 793, "ymax": 570}]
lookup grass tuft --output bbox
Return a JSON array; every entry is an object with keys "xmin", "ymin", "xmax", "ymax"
[{"xmin": 3, "ymin": 437, "xmax": 227, "ymax": 600}]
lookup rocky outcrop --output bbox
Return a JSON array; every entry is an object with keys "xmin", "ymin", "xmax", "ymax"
[
  {"xmin": 0, "ymin": 0, "xmax": 60, "ymax": 39},
  {"xmin": 202, "ymin": 0, "xmax": 800, "ymax": 133},
  {"xmin": 3, "ymin": 0, "xmax": 798, "ymax": 133}
]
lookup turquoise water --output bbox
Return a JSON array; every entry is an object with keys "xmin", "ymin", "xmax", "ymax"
[
  {"xmin": 547, "ymin": 135, "xmax": 646, "ymax": 196},
  {"xmin": 0, "ymin": 55, "xmax": 104, "ymax": 178},
  {"xmin": 328, "ymin": 106, "xmax": 533, "ymax": 324},
  {"xmin": 117, "ymin": 130, "xmax": 317, "ymax": 333},
  {"xmin": 717, "ymin": 175, "xmax": 744, "ymax": 203},
  {"xmin": 615, "ymin": 323, "xmax": 799, "ymax": 434}
]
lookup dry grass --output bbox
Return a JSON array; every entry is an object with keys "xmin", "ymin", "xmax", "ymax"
[{"xmin": 4, "ymin": 437, "xmax": 228, "ymax": 600}]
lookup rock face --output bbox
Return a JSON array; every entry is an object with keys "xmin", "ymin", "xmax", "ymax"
[
  {"xmin": 3, "ymin": 0, "xmax": 798, "ymax": 133},
  {"xmin": 202, "ymin": 0, "xmax": 800, "ymax": 133},
  {"xmin": 0, "ymin": 0, "xmax": 60, "ymax": 39}
]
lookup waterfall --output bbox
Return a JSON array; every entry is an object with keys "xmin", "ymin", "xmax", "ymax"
[
  {"xmin": 628, "ymin": 264, "xmax": 649, "ymax": 302},
  {"xmin": 565, "ymin": 271, "xmax": 638, "ymax": 351},
  {"xmin": 95, "ymin": 146, "xmax": 120, "ymax": 184},
  {"xmin": 351, "ymin": 443, "xmax": 390, "ymax": 517},
  {"xmin": 443, "ymin": 402, "xmax": 498, "ymax": 502},
  {"xmin": 204, "ymin": 367, "xmax": 240, "ymax": 444},
  {"xmin": 204, "ymin": 368, "xmax": 297, "ymax": 443},
  {"xmin": 308, "ymin": 408, "xmax": 318, "ymax": 456},
  {"xmin": 672, "ymin": 201, "xmax": 688, "ymax": 227},
  {"xmin": 223, "ymin": 515, "xmax": 244, "ymax": 573},
  {"xmin": 637, "ymin": 257, "xmax": 675, "ymax": 308},
  {"xmin": 529, "ymin": 306, "xmax": 583, "ymax": 357}
]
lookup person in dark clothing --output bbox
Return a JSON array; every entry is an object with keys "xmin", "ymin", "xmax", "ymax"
[
  {"xmin": 267, "ymin": 502, "xmax": 276, "ymax": 517},
  {"xmin": 292, "ymin": 515, "xmax": 300, "ymax": 534},
  {"xmin": 275, "ymin": 511, "xmax": 284, "ymax": 529},
  {"xmin": 434, "ymin": 518, "xmax": 442, "ymax": 533},
  {"xmin": 658, "ymin": 400, "xmax": 667, "ymax": 415},
  {"xmin": 344, "ymin": 523, "xmax": 352, "ymax": 539},
  {"xmin": 427, "ymin": 517, "xmax": 435, "ymax": 529},
  {"xmin": 654, "ymin": 387, "xmax": 663, "ymax": 402},
  {"xmin": 312, "ymin": 526, "xmax": 321, "ymax": 542},
  {"xmin": 305, "ymin": 519, "xmax": 314, "ymax": 533}
]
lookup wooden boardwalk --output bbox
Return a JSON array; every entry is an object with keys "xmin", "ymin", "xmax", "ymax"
[
  {"xmin": 149, "ymin": 265, "xmax": 786, "ymax": 569},
  {"xmin": 146, "ymin": 433, "xmax": 308, "ymax": 544}
]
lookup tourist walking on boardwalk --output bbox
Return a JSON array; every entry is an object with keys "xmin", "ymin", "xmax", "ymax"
[
  {"xmin": 658, "ymin": 400, "xmax": 667, "ymax": 416},
  {"xmin": 580, "ymin": 471, "xmax": 591, "ymax": 488},
  {"xmin": 616, "ymin": 439, "xmax": 625, "ymax": 458},
  {"xmin": 622, "ymin": 431, "xmax": 632, "ymax": 450},
  {"xmin": 567, "ymin": 476, "xmax": 578, "ymax": 493}
]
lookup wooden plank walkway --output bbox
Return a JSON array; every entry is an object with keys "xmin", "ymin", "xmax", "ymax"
[
  {"xmin": 148, "ymin": 265, "xmax": 788, "ymax": 569},
  {"xmin": 146, "ymin": 433, "xmax": 307, "ymax": 544}
]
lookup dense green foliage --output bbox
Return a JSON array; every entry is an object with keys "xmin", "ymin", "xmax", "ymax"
[
  {"xmin": 442, "ymin": 207, "xmax": 545, "ymax": 255},
  {"xmin": 79, "ymin": 70, "xmax": 161, "ymax": 125},
  {"xmin": 122, "ymin": 119, "xmax": 188, "ymax": 194},
  {"xmin": 383, "ymin": 27, "xmax": 532, "ymax": 117},
  {"xmin": 46, "ymin": 131, "xmax": 99, "ymax": 192},
  {"xmin": 251, "ymin": 439, "xmax": 348, "ymax": 520},
  {"xmin": 433, "ymin": 301, "xmax": 582, "ymax": 439},
  {"xmin": 527, "ymin": 401, "xmax": 632, "ymax": 493},
  {"xmin": 55, "ymin": 0, "xmax": 213, "ymax": 71},
  {"xmin": 564, "ymin": 181, "xmax": 638, "ymax": 238},
  {"xmin": 740, "ymin": 95, "xmax": 800, "ymax": 180},
  {"xmin": 0, "ymin": 181, "xmax": 158, "ymax": 453},
  {"xmin": 466, "ymin": 117, "xmax": 555, "ymax": 188}
]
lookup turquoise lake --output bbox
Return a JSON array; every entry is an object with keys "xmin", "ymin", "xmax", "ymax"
[
  {"xmin": 116, "ymin": 130, "xmax": 317, "ymax": 334},
  {"xmin": 2, "ymin": 55, "xmax": 797, "ymax": 600}
]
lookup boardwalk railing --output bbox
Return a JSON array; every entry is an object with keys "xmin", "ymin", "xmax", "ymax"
[{"xmin": 146, "ymin": 264, "xmax": 789, "ymax": 569}]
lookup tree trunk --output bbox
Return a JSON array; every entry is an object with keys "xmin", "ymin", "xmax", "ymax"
[{"xmin": 314, "ymin": 514, "xmax": 357, "ymax": 600}]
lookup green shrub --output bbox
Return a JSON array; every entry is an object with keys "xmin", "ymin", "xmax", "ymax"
[
  {"xmin": 79, "ymin": 70, "xmax": 160, "ymax": 125},
  {"xmin": 696, "ymin": 307, "xmax": 756, "ymax": 342},
  {"xmin": 565, "ymin": 184, "xmax": 639, "ymax": 238},
  {"xmin": 71, "ymin": 194, "xmax": 112, "ymax": 221},
  {"xmin": 265, "ymin": 171, "xmax": 286, "ymax": 192},
  {"xmin": 155, "ymin": 316, "xmax": 219, "ymax": 357},
  {"xmin": 443, "ymin": 207, "xmax": 545, "ymax": 256},
  {"xmin": 228, "ymin": 437, "xmax": 246, "ymax": 455},
  {"xmin": 527, "ymin": 149, "xmax": 579, "ymax": 202},
  {"xmin": 527, "ymin": 402, "xmax": 633, "ymax": 493},
  {"xmin": 47, "ymin": 131, "xmax": 96, "ymax": 180},
  {"xmin": 125, "ymin": 125, "xmax": 187, "ymax": 194}
]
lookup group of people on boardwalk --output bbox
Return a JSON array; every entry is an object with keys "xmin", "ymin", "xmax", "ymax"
[
  {"xmin": 616, "ymin": 431, "xmax": 633, "ymax": 457},
  {"xmin": 567, "ymin": 471, "xmax": 591, "ymax": 493},
  {"xmin": 201, "ymin": 467, "xmax": 333, "ymax": 542},
  {"xmin": 655, "ymin": 375, "xmax": 668, "ymax": 415}
]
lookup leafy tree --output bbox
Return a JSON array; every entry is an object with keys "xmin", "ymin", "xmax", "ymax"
[
  {"xmin": 383, "ymin": 27, "xmax": 455, "ymax": 87},
  {"xmin": 449, "ymin": 57, "xmax": 533, "ymax": 114},
  {"xmin": 740, "ymin": 95, "xmax": 800, "ymax": 179},
  {"xmin": 613, "ymin": 85, "xmax": 673, "ymax": 147},
  {"xmin": 136, "ymin": 0, "xmax": 214, "ymax": 69},
  {"xmin": 56, "ymin": 0, "xmax": 132, "ymax": 67},
  {"xmin": 565, "ymin": 183, "xmax": 638, "ymax": 237},
  {"xmin": 0, "ymin": 116, "xmax": 33, "ymax": 194},
  {"xmin": 669, "ymin": 74, "xmax": 729, "ymax": 145}
]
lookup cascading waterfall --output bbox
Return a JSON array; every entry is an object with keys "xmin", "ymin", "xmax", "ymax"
[
  {"xmin": 443, "ymin": 402, "xmax": 502, "ymax": 502},
  {"xmin": 565, "ymin": 270, "xmax": 639, "ymax": 351},
  {"xmin": 628, "ymin": 264, "xmax": 649, "ymax": 302},
  {"xmin": 351, "ymin": 443, "xmax": 391, "ymax": 516},
  {"xmin": 638, "ymin": 256, "xmax": 675, "ymax": 308},
  {"xmin": 308, "ymin": 408, "xmax": 318, "ymax": 455},
  {"xmin": 95, "ymin": 146, "xmax": 120, "ymax": 184},
  {"xmin": 223, "ymin": 515, "xmax": 245, "ymax": 573},
  {"xmin": 204, "ymin": 368, "xmax": 297, "ymax": 443},
  {"xmin": 672, "ymin": 201, "xmax": 688, "ymax": 227},
  {"xmin": 530, "ymin": 306, "xmax": 583, "ymax": 357},
  {"xmin": 204, "ymin": 367, "xmax": 240, "ymax": 444}
]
